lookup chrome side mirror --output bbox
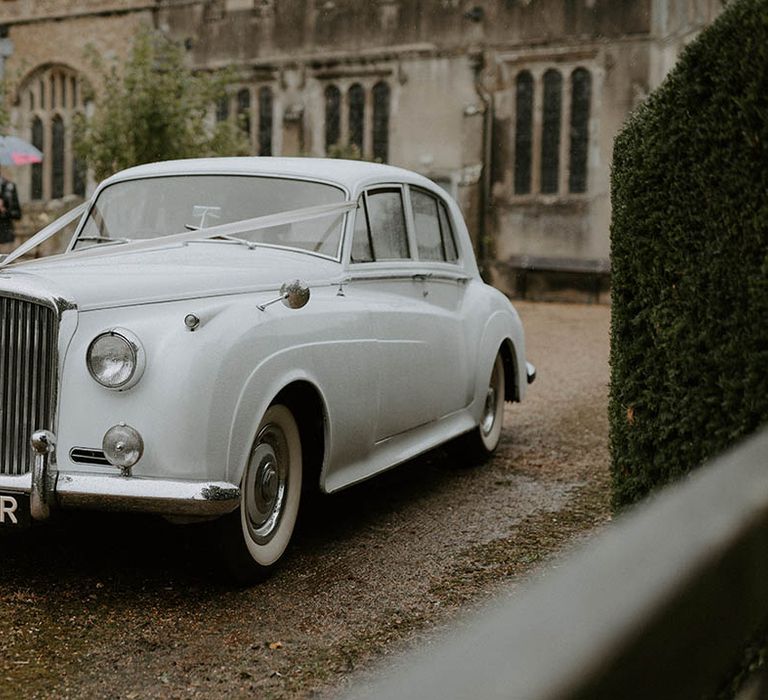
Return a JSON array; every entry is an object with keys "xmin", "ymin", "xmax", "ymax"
[
  {"xmin": 257, "ymin": 279, "xmax": 310, "ymax": 311},
  {"xmin": 280, "ymin": 279, "xmax": 310, "ymax": 309}
]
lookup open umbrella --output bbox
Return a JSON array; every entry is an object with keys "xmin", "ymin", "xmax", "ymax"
[{"xmin": 0, "ymin": 135, "xmax": 43, "ymax": 166}]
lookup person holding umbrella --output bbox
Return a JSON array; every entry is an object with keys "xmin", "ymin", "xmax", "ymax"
[
  {"xmin": 0, "ymin": 169, "xmax": 21, "ymax": 254},
  {"xmin": 0, "ymin": 134, "xmax": 43, "ymax": 253}
]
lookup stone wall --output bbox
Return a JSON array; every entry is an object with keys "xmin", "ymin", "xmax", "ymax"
[{"xmin": 0, "ymin": 0, "xmax": 723, "ymax": 300}]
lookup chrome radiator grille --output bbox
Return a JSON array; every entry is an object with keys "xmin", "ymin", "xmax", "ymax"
[{"xmin": 0, "ymin": 295, "xmax": 58, "ymax": 475}]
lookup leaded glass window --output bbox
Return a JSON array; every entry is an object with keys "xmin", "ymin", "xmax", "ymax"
[
  {"xmin": 51, "ymin": 116, "xmax": 65, "ymax": 199},
  {"xmin": 325, "ymin": 85, "xmax": 341, "ymax": 151},
  {"xmin": 31, "ymin": 117, "xmax": 43, "ymax": 200},
  {"xmin": 514, "ymin": 71, "xmax": 533, "ymax": 195},
  {"xmin": 348, "ymin": 83, "xmax": 365, "ymax": 155},
  {"xmin": 569, "ymin": 68, "xmax": 591, "ymax": 194},
  {"xmin": 540, "ymin": 69, "xmax": 562, "ymax": 194},
  {"xmin": 372, "ymin": 82, "xmax": 390, "ymax": 163},
  {"xmin": 73, "ymin": 114, "xmax": 86, "ymax": 198}
]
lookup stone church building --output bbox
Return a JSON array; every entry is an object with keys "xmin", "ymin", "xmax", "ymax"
[{"xmin": 0, "ymin": 0, "xmax": 721, "ymax": 298}]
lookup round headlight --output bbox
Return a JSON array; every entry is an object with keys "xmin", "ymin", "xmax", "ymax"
[{"xmin": 86, "ymin": 328, "xmax": 145, "ymax": 390}]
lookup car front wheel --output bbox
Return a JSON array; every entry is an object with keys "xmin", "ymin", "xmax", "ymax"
[{"xmin": 216, "ymin": 404, "xmax": 302, "ymax": 583}]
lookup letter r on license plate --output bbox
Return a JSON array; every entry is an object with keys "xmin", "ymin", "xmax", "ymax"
[
  {"xmin": 0, "ymin": 494, "xmax": 29, "ymax": 527},
  {"xmin": 0, "ymin": 495, "xmax": 19, "ymax": 524}
]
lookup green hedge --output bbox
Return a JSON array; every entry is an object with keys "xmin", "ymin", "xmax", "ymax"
[{"xmin": 609, "ymin": 0, "xmax": 768, "ymax": 508}]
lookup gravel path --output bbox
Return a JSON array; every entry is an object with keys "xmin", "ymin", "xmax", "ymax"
[{"xmin": 0, "ymin": 301, "xmax": 611, "ymax": 699}]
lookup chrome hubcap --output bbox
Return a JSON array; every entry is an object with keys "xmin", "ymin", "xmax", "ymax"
[
  {"xmin": 245, "ymin": 424, "xmax": 288, "ymax": 544},
  {"xmin": 481, "ymin": 385, "xmax": 497, "ymax": 435},
  {"xmin": 481, "ymin": 359, "xmax": 502, "ymax": 437},
  {"xmin": 260, "ymin": 460, "xmax": 278, "ymax": 503}
]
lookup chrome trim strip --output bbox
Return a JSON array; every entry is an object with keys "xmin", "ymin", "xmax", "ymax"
[
  {"xmin": 0, "ymin": 276, "xmax": 76, "ymax": 314},
  {"xmin": 57, "ymin": 475, "xmax": 241, "ymax": 516},
  {"xmin": 0, "ymin": 472, "xmax": 240, "ymax": 517},
  {"xmin": 69, "ymin": 447, "xmax": 110, "ymax": 466},
  {"xmin": 0, "ymin": 472, "xmax": 32, "ymax": 493},
  {"xmin": 345, "ymin": 272, "xmax": 471, "ymax": 284}
]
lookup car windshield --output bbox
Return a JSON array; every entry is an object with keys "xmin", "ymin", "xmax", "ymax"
[{"xmin": 73, "ymin": 175, "xmax": 347, "ymax": 258}]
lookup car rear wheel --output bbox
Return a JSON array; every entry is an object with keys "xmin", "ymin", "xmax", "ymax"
[
  {"xmin": 462, "ymin": 353, "xmax": 506, "ymax": 463},
  {"xmin": 216, "ymin": 404, "xmax": 302, "ymax": 583}
]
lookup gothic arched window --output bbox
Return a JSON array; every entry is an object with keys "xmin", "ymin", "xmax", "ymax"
[
  {"xmin": 372, "ymin": 81, "xmax": 390, "ymax": 163},
  {"xmin": 51, "ymin": 115, "xmax": 65, "ymax": 199},
  {"xmin": 348, "ymin": 83, "xmax": 365, "ymax": 155},
  {"xmin": 540, "ymin": 69, "xmax": 562, "ymax": 194},
  {"xmin": 324, "ymin": 85, "xmax": 341, "ymax": 152},
  {"xmin": 258, "ymin": 86, "xmax": 273, "ymax": 156},
  {"xmin": 569, "ymin": 68, "xmax": 591, "ymax": 194},
  {"xmin": 31, "ymin": 117, "xmax": 44, "ymax": 200},
  {"xmin": 21, "ymin": 65, "xmax": 91, "ymax": 201},
  {"xmin": 514, "ymin": 71, "xmax": 534, "ymax": 195}
]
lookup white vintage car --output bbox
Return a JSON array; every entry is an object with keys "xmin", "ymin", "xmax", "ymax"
[{"xmin": 0, "ymin": 158, "xmax": 534, "ymax": 580}]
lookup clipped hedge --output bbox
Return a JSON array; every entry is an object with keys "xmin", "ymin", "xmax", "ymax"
[{"xmin": 609, "ymin": 0, "xmax": 768, "ymax": 507}]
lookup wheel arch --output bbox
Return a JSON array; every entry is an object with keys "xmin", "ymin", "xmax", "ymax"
[
  {"xmin": 271, "ymin": 380, "xmax": 328, "ymax": 495},
  {"xmin": 473, "ymin": 307, "xmax": 526, "ymax": 414},
  {"xmin": 499, "ymin": 338, "xmax": 520, "ymax": 403}
]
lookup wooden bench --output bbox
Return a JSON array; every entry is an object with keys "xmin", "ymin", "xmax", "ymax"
[{"xmin": 501, "ymin": 254, "xmax": 611, "ymax": 303}]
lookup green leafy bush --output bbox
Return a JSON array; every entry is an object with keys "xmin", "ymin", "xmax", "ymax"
[
  {"xmin": 75, "ymin": 27, "xmax": 249, "ymax": 181},
  {"xmin": 609, "ymin": 0, "xmax": 768, "ymax": 507}
]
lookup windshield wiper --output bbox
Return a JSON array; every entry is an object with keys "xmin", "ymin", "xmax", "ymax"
[
  {"xmin": 77, "ymin": 235, "xmax": 131, "ymax": 245},
  {"xmin": 184, "ymin": 227, "xmax": 258, "ymax": 249}
]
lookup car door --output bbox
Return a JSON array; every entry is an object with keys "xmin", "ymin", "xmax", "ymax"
[
  {"xmin": 346, "ymin": 185, "xmax": 468, "ymax": 442},
  {"xmin": 406, "ymin": 185, "xmax": 473, "ymax": 411}
]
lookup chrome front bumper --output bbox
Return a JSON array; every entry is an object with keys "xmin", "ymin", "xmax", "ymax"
[{"xmin": 0, "ymin": 431, "xmax": 240, "ymax": 521}]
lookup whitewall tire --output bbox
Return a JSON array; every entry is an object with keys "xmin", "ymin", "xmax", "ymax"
[
  {"xmin": 462, "ymin": 353, "xmax": 506, "ymax": 462},
  {"xmin": 217, "ymin": 404, "xmax": 303, "ymax": 582}
]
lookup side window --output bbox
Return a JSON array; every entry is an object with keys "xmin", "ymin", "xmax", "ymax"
[
  {"xmin": 437, "ymin": 200, "xmax": 459, "ymax": 262},
  {"xmin": 352, "ymin": 188, "xmax": 409, "ymax": 262},
  {"xmin": 411, "ymin": 188, "xmax": 459, "ymax": 263},
  {"xmin": 351, "ymin": 196, "xmax": 374, "ymax": 263}
]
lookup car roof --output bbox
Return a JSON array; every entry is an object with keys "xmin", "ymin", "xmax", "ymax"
[{"xmin": 102, "ymin": 157, "xmax": 442, "ymax": 196}]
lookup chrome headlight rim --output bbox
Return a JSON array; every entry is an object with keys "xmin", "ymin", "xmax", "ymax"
[{"xmin": 86, "ymin": 327, "xmax": 146, "ymax": 391}]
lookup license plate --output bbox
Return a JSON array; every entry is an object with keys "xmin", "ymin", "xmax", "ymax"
[{"xmin": 0, "ymin": 492, "xmax": 30, "ymax": 528}]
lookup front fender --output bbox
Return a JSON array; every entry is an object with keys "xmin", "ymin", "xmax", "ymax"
[
  {"xmin": 56, "ymin": 295, "xmax": 258, "ymax": 482},
  {"xmin": 224, "ymin": 290, "xmax": 377, "ymax": 487}
]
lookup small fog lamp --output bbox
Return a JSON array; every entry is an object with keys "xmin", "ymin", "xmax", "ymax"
[{"xmin": 103, "ymin": 423, "xmax": 144, "ymax": 474}]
